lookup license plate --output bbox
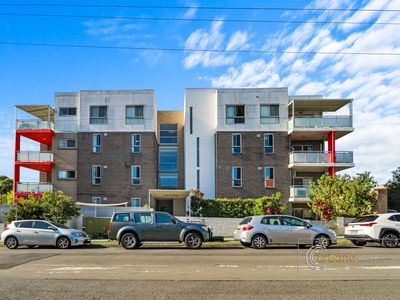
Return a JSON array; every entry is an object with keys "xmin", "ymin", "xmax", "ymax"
[{"xmin": 350, "ymin": 230, "xmax": 358, "ymax": 234}]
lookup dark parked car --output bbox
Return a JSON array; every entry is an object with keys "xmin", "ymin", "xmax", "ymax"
[{"xmin": 108, "ymin": 211, "xmax": 212, "ymax": 249}]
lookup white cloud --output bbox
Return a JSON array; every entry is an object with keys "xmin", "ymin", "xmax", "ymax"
[
  {"xmin": 226, "ymin": 31, "xmax": 250, "ymax": 51},
  {"xmin": 182, "ymin": 7, "xmax": 198, "ymax": 19}
]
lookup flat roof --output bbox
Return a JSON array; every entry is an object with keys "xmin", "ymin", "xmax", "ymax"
[
  {"xmin": 16, "ymin": 105, "xmax": 54, "ymax": 121},
  {"xmin": 289, "ymin": 98, "xmax": 352, "ymax": 112}
]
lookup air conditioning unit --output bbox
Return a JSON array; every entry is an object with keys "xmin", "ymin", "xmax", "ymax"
[
  {"xmin": 257, "ymin": 167, "xmax": 262, "ymax": 171},
  {"xmin": 103, "ymin": 197, "xmax": 108, "ymax": 201},
  {"xmin": 103, "ymin": 165, "xmax": 107, "ymax": 169},
  {"xmin": 103, "ymin": 133, "xmax": 107, "ymax": 136},
  {"xmin": 256, "ymin": 134, "xmax": 261, "ymax": 138}
]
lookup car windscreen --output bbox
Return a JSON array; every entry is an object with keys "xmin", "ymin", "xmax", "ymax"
[
  {"xmin": 239, "ymin": 217, "xmax": 253, "ymax": 225},
  {"xmin": 353, "ymin": 215, "xmax": 378, "ymax": 223},
  {"xmin": 49, "ymin": 222, "xmax": 69, "ymax": 229}
]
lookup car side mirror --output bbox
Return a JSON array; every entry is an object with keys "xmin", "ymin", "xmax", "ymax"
[
  {"xmin": 305, "ymin": 223, "xmax": 312, "ymax": 229},
  {"xmin": 171, "ymin": 218, "xmax": 177, "ymax": 224},
  {"xmin": 48, "ymin": 226, "xmax": 57, "ymax": 231}
]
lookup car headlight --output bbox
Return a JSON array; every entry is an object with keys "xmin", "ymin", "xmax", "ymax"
[
  {"xmin": 202, "ymin": 226, "xmax": 209, "ymax": 231},
  {"xmin": 70, "ymin": 232, "xmax": 80, "ymax": 238}
]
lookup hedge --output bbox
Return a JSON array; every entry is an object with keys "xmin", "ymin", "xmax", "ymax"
[
  {"xmin": 83, "ymin": 217, "xmax": 110, "ymax": 238},
  {"xmin": 192, "ymin": 192, "xmax": 286, "ymax": 218}
]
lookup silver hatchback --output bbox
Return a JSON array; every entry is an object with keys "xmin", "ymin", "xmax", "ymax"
[
  {"xmin": 234, "ymin": 215, "xmax": 337, "ymax": 249},
  {"xmin": 1, "ymin": 220, "xmax": 90, "ymax": 249}
]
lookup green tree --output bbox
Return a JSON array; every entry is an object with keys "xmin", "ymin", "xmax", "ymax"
[
  {"xmin": 4, "ymin": 191, "xmax": 80, "ymax": 224},
  {"xmin": 387, "ymin": 167, "xmax": 400, "ymax": 211},
  {"xmin": 308, "ymin": 173, "xmax": 377, "ymax": 220},
  {"xmin": 189, "ymin": 189, "xmax": 204, "ymax": 216},
  {"xmin": 0, "ymin": 191, "xmax": 14, "ymax": 205}
]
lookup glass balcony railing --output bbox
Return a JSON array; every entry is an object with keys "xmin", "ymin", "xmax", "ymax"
[
  {"xmin": 16, "ymin": 182, "xmax": 53, "ymax": 193},
  {"xmin": 290, "ymin": 185, "xmax": 310, "ymax": 199},
  {"xmin": 288, "ymin": 116, "xmax": 352, "ymax": 130},
  {"xmin": 17, "ymin": 151, "xmax": 53, "ymax": 162},
  {"xmin": 16, "ymin": 119, "xmax": 54, "ymax": 130},
  {"xmin": 289, "ymin": 151, "xmax": 353, "ymax": 164}
]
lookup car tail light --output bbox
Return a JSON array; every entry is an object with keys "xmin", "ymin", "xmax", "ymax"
[
  {"xmin": 359, "ymin": 222, "xmax": 377, "ymax": 227},
  {"xmin": 109, "ymin": 223, "xmax": 112, "ymax": 231},
  {"xmin": 242, "ymin": 225, "xmax": 254, "ymax": 231},
  {"xmin": 2, "ymin": 227, "xmax": 9, "ymax": 232},
  {"xmin": 344, "ymin": 224, "xmax": 349, "ymax": 227}
]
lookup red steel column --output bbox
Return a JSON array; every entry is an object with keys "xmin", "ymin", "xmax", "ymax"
[
  {"xmin": 328, "ymin": 131, "xmax": 336, "ymax": 176},
  {"xmin": 13, "ymin": 132, "xmax": 21, "ymax": 204}
]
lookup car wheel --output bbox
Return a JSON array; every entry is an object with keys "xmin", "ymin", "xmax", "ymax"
[
  {"xmin": 5, "ymin": 236, "xmax": 19, "ymax": 249},
  {"xmin": 351, "ymin": 240, "xmax": 367, "ymax": 247},
  {"xmin": 381, "ymin": 232, "xmax": 399, "ymax": 248},
  {"xmin": 251, "ymin": 234, "xmax": 267, "ymax": 249},
  {"xmin": 185, "ymin": 232, "xmax": 203, "ymax": 249},
  {"xmin": 240, "ymin": 241, "xmax": 252, "ymax": 247},
  {"xmin": 56, "ymin": 236, "xmax": 71, "ymax": 249},
  {"xmin": 121, "ymin": 233, "xmax": 139, "ymax": 249},
  {"xmin": 314, "ymin": 235, "xmax": 330, "ymax": 248}
]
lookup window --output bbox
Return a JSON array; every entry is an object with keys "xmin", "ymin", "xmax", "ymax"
[
  {"xmin": 57, "ymin": 139, "xmax": 76, "ymax": 149},
  {"xmin": 90, "ymin": 106, "xmax": 108, "ymax": 124},
  {"xmin": 264, "ymin": 167, "xmax": 275, "ymax": 188},
  {"xmin": 134, "ymin": 212, "xmax": 152, "ymax": 224},
  {"xmin": 293, "ymin": 145, "xmax": 313, "ymax": 152},
  {"xmin": 57, "ymin": 170, "xmax": 76, "ymax": 180},
  {"xmin": 260, "ymin": 104, "xmax": 279, "ymax": 124},
  {"xmin": 18, "ymin": 221, "xmax": 33, "ymax": 228},
  {"xmin": 131, "ymin": 134, "xmax": 141, "ymax": 153},
  {"xmin": 155, "ymin": 213, "xmax": 173, "ymax": 224},
  {"xmin": 226, "ymin": 105, "xmax": 245, "ymax": 124},
  {"xmin": 130, "ymin": 198, "xmax": 141, "ymax": 207},
  {"xmin": 92, "ymin": 165, "xmax": 101, "ymax": 185},
  {"xmin": 264, "ymin": 133, "xmax": 274, "ymax": 154},
  {"xmin": 113, "ymin": 213, "xmax": 130, "ymax": 222},
  {"xmin": 59, "ymin": 107, "xmax": 77, "ymax": 116},
  {"xmin": 160, "ymin": 124, "xmax": 178, "ymax": 144},
  {"xmin": 196, "ymin": 137, "xmax": 200, "ymax": 167},
  {"xmin": 131, "ymin": 166, "xmax": 141, "ymax": 185},
  {"xmin": 196, "ymin": 169, "xmax": 200, "ymax": 189},
  {"xmin": 92, "ymin": 133, "xmax": 102, "ymax": 153},
  {"xmin": 91, "ymin": 197, "xmax": 102, "ymax": 204},
  {"xmin": 261, "ymin": 216, "xmax": 281, "ymax": 225},
  {"xmin": 232, "ymin": 133, "xmax": 242, "ymax": 154},
  {"xmin": 280, "ymin": 216, "xmax": 307, "ymax": 227},
  {"xmin": 159, "ymin": 173, "xmax": 178, "ymax": 189},
  {"xmin": 189, "ymin": 107, "xmax": 193, "ymax": 134},
  {"xmin": 353, "ymin": 215, "xmax": 378, "ymax": 223},
  {"xmin": 159, "ymin": 146, "xmax": 178, "ymax": 171},
  {"xmin": 232, "ymin": 166, "xmax": 242, "ymax": 187},
  {"xmin": 126, "ymin": 105, "xmax": 144, "ymax": 124},
  {"xmin": 34, "ymin": 221, "xmax": 51, "ymax": 229}
]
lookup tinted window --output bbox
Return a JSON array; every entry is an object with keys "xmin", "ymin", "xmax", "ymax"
[
  {"xmin": 13, "ymin": 221, "xmax": 21, "ymax": 228},
  {"xmin": 155, "ymin": 213, "xmax": 173, "ymax": 224},
  {"xmin": 261, "ymin": 216, "xmax": 281, "ymax": 225},
  {"xmin": 34, "ymin": 221, "xmax": 52, "ymax": 229},
  {"xmin": 239, "ymin": 217, "xmax": 252, "ymax": 225},
  {"xmin": 134, "ymin": 213, "xmax": 152, "ymax": 224},
  {"xmin": 18, "ymin": 221, "xmax": 33, "ymax": 228},
  {"xmin": 113, "ymin": 213, "xmax": 130, "ymax": 222},
  {"xmin": 388, "ymin": 215, "xmax": 400, "ymax": 222},
  {"xmin": 353, "ymin": 215, "xmax": 378, "ymax": 223},
  {"xmin": 280, "ymin": 216, "xmax": 306, "ymax": 227}
]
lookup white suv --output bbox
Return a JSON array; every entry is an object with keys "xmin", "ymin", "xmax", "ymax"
[{"xmin": 344, "ymin": 213, "xmax": 400, "ymax": 248}]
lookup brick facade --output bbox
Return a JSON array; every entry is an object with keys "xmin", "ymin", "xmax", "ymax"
[
  {"xmin": 76, "ymin": 132, "xmax": 158, "ymax": 205},
  {"xmin": 215, "ymin": 131, "xmax": 291, "ymax": 209}
]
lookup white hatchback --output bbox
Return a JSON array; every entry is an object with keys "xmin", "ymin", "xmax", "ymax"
[{"xmin": 344, "ymin": 213, "xmax": 400, "ymax": 248}]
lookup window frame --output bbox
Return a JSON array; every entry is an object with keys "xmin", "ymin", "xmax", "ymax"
[
  {"xmin": 57, "ymin": 139, "xmax": 76, "ymax": 149},
  {"xmin": 91, "ymin": 197, "xmax": 102, "ymax": 204},
  {"xmin": 59, "ymin": 107, "xmax": 77, "ymax": 117},
  {"xmin": 155, "ymin": 213, "xmax": 174, "ymax": 224},
  {"xmin": 260, "ymin": 104, "xmax": 280, "ymax": 124},
  {"xmin": 89, "ymin": 105, "xmax": 108, "ymax": 124},
  {"xmin": 232, "ymin": 133, "xmax": 242, "ymax": 154},
  {"xmin": 57, "ymin": 169, "xmax": 76, "ymax": 180},
  {"xmin": 131, "ymin": 165, "xmax": 141, "ymax": 186},
  {"xmin": 232, "ymin": 166, "xmax": 243, "ymax": 188},
  {"xmin": 131, "ymin": 134, "xmax": 141, "ymax": 153},
  {"xmin": 264, "ymin": 133, "xmax": 274, "ymax": 154},
  {"xmin": 125, "ymin": 105, "xmax": 145, "ymax": 124},
  {"xmin": 159, "ymin": 173, "xmax": 179, "ymax": 189},
  {"xmin": 159, "ymin": 146, "xmax": 178, "ymax": 172},
  {"xmin": 92, "ymin": 165, "xmax": 101, "ymax": 185},
  {"xmin": 92, "ymin": 133, "xmax": 102, "ymax": 153},
  {"xmin": 130, "ymin": 198, "xmax": 141, "ymax": 207},
  {"xmin": 264, "ymin": 166, "xmax": 275, "ymax": 188},
  {"xmin": 159, "ymin": 123, "xmax": 178, "ymax": 144},
  {"xmin": 226, "ymin": 105, "xmax": 245, "ymax": 124}
]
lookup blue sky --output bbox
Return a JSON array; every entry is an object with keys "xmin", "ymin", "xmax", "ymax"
[{"xmin": 0, "ymin": 0, "xmax": 400, "ymax": 184}]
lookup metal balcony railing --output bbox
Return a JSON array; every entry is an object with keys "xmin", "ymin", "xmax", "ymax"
[
  {"xmin": 289, "ymin": 151, "xmax": 354, "ymax": 164},
  {"xmin": 288, "ymin": 115, "xmax": 352, "ymax": 130},
  {"xmin": 289, "ymin": 185, "xmax": 310, "ymax": 199},
  {"xmin": 16, "ymin": 182, "xmax": 53, "ymax": 193},
  {"xmin": 16, "ymin": 119, "xmax": 55, "ymax": 130},
  {"xmin": 17, "ymin": 151, "xmax": 53, "ymax": 162}
]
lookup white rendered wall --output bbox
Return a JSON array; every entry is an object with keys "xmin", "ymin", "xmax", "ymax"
[
  {"xmin": 217, "ymin": 88, "xmax": 289, "ymax": 132},
  {"xmin": 184, "ymin": 89, "xmax": 217, "ymax": 199},
  {"xmin": 54, "ymin": 93, "xmax": 80, "ymax": 133}
]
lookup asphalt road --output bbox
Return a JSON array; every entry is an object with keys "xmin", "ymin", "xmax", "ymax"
[{"xmin": 0, "ymin": 244, "xmax": 400, "ymax": 299}]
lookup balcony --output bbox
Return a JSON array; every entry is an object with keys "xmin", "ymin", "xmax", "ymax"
[
  {"xmin": 15, "ymin": 182, "xmax": 53, "ymax": 196},
  {"xmin": 16, "ymin": 119, "xmax": 55, "ymax": 145},
  {"xmin": 289, "ymin": 185, "xmax": 310, "ymax": 202},
  {"xmin": 16, "ymin": 119, "xmax": 55, "ymax": 131},
  {"xmin": 288, "ymin": 116, "xmax": 353, "ymax": 139},
  {"xmin": 16, "ymin": 151, "xmax": 54, "ymax": 172},
  {"xmin": 289, "ymin": 151, "xmax": 354, "ymax": 172}
]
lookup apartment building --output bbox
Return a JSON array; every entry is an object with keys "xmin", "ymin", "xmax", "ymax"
[{"xmin": 14, "ymin": 88, "xmax": 354, "ymax": 218}]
